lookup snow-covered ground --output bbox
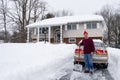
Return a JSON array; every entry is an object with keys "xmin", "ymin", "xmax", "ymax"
[
  {"xmin": 0, "ymin": 42, "xmax": 76, "ymax": 80},
  {"xmin": 0, "ymin": 42, "xmax": 120, "ymax": 80},
  {"xmin": 107, "ymin": 47, "xmax": 120, "ymax": 80}
]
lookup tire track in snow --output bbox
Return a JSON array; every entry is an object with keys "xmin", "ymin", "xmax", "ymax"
[
  {"xmin": 58, "ymin": 69, "xmax": 114, "ymax": 80},
  {"xmin": 52, "ymin": 59, "xmax": 114, "ymax": 80}
]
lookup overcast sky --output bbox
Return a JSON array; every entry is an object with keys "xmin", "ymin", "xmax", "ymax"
[{"xmin": 44, "ymin": 0, "xmax": 120, "ymax": 15}]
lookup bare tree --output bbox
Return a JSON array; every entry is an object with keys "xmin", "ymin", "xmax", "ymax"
[
  {"xmin": 96, "ymin": 5, "xmax": 115, "ymax": 47},
  {"xmin": 0, "ymin": 0, "xmax": 9, "ymax": 42},
  {"xmin": 55, "ymin": 10, "xmax": 73, "ymax": 17},
  {"xmin": 113, "ymin": 11, "xmax": 120, "ymax": 47},
  {"xmin": 44, "ymin": 13, "xmax": 55, "ymax": 19},
  {"xmin": 32, "ymin": 0, "xmax": 47, "ymax": 21},
  {"xmin": 8, "ymin": 0, "xmax": 48, "ymax": 42},
  {"xmin": 95, "ymin": 4, "xmax": 120, "ymax": 48}
]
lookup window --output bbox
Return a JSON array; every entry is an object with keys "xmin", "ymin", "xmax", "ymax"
[
  {"xmin": 86, "ymin": 23, "xmax": 91, "ymax": 29},
  {"xmin": 92, "ymin": 23, "xmax": 97, "ymax": 29},
  {"xmin": 39, "ymin": 27, "xmax": 48, "ymax": 34},
  {"xmin": 36, "ymin": 27, "xmax": 48, "ymax": 35},
  {"xmin": 86, "ymin": 23, "xmax": 97, "ymax": 29},
  {"xmin": 67, "ymin": 24, "xmax": 76, "ymax": 30},
  {"xmin": 69, "ymin": 38, "xmax": 76, "ymax": 43},
  {"xmin": 67, "ymin": 25, "xmax": 71, "ymax": 30},
  {"xmin": 94, "ymin": 42, "xmax": 104, "ymax": 48}
]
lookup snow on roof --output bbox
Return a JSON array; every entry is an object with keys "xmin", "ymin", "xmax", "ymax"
[{"xmin": 26, "ymin": 15, "xmax": 104, "ymax": 28}]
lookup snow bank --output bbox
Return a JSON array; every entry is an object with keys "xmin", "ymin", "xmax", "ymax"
[
  {"xmin": 1, "ymin": 43, "xmax": 120, "ymax": 80},
  {"xmin": 0, "ymin": 43, "xmax": 76, "ymax": 80},
  {"xmin": 107, "ymin": 47, "xmax": 120, "ymax": 80}
]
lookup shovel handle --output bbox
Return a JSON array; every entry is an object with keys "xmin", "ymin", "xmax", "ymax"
[{"xmin": 78, "ymin": 46, "xmax": 80, "ymax": 64}]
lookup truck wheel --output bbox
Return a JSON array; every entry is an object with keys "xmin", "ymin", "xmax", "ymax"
[
  {"xmin": 74, "ymin": 61, "xmax": 78, "ymax": 65},
  {"xmin": 103, "ymin": 63, "xmax": 108, "ymax": 69},
  {"xmin": 95, "ymin": 64, "xmax": 101, "ymax": 69}
]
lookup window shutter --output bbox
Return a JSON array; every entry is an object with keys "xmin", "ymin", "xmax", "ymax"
[
  {"xmin": 76, "ymin": 24, "xmax": 79, "ymax": 30},
  {"xmin": 84, "ymin": 24, "xmax": 86, "ymax": 29},
  {"xmin": 97, "ymin": 23, "xmax": 99, "ymax": 29},
  {"xmin": 65, "ymin": 25, "xmax": 67, "ymax": 30}
]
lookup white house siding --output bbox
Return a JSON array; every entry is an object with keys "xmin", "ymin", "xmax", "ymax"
[{"xmin": 63, "ymin": 22, "xmax": 103, "ymax": 38}]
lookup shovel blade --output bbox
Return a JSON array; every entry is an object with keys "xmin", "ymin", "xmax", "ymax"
[{"xmin": 73, "ymin": 64, "xmax": 83, "ymax": 72}]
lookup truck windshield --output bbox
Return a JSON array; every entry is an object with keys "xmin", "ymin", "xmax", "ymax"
[{"xmin": 94, "ymin": 42, "xmax": 104, "ymax": 47}]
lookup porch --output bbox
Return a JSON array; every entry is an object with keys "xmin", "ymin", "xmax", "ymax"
[{"xmin": 26, "ymin": 25, "xmax": 64, "ymax": 43}]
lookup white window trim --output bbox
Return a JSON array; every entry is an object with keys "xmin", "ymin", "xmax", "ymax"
[{"xmin": 69, "ymin": 37, "xmax": 76, "ymax": 43}]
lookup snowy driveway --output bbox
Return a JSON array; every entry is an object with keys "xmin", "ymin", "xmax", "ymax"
[
  {"xmin": 51, "ymin": 57, "xmax": 114, "ymax": 80},
  {"xmin": 51, "ymin": 47, "xmax": 120, "ymax": 80}
]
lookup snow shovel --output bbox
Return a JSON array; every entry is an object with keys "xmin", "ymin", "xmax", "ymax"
[{"xmin": 73, "ymin": 46, "xmax": 83, "ymax": 72}]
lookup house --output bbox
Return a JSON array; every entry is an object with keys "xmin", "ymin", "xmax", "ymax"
[{"xmin": 26, "ymin": 15, "xmax": 107, "ymax": 44}]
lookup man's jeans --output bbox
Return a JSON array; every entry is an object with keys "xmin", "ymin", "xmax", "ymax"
[{"xmin": 84, "ymin": 54, "xmax": 94, "ymax": 71}]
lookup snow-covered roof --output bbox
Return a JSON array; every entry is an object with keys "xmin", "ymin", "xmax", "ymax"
[{"xmin": 26, "ymin": 15, "xmax": 104, "ymax": 28}]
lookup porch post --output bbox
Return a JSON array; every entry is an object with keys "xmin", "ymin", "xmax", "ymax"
[
  {"xmin": 34, "ymin": 28, "xmax": 36, "ymax": 35},
  {"xmin": 37, "ymin": 27, "xmax": 40, "ymax": 42},
  {"xmin": 48, "ymin": 26, "xmax": 51, "ymax": 43},
  {"xmin": 27, "ymin": 27, "xmax": 30, "ymax": 43},
  {"xmin": 60, "ymin": 25, "xmax": 63, "ymax": 43}
]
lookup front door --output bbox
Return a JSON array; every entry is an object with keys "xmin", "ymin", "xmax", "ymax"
[{"xmin": 54, "ymin": 28, "xmax": 60, "ymax": 43}]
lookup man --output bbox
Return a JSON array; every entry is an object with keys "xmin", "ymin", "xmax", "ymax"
[{"xmin": 79, "ymin": 31, "xmax": 95, "ymax": 74}]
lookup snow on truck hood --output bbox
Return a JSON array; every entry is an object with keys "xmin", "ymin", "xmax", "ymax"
[
  {"xmin": 26, "ymin": 15, "xmax": 104, "ymax": 28},
  {"xmin": 93, "ymin": 39, "xmax": 103, "ymax": 43},
  {"xmin": 79, "ymin": 39, "xmax": 103, "ymax": 43}
]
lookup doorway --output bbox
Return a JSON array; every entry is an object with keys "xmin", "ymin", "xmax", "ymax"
[{"xmin": 54, "ymin": 28, "xmax": 60, "ymax": 43}]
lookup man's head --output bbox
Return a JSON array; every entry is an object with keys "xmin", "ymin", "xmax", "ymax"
[{"xmin": 83, "ymin": 31, "xmax": 88, "ymax": 39}]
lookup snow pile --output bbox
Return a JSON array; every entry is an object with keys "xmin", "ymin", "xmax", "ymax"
[
  {"xmin": 0, "ymin": 43, "xmax": 76, "ymax": 80},
  {"xmin": 0, "ymin": 43, "xmax": 120, "ymax": 80},
  {"xmin": 107, "ymin": 47, "xmax": 120, "ymax": 80}
]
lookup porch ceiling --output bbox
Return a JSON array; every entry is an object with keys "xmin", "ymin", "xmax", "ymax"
[{"xmin": 26, "ymin": 15, "xmax": 104, "ymax": 28}]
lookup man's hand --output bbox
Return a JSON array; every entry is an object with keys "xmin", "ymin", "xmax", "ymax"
[
  {"xmin": 91, "ymin": 52, "xmax": 94, "ymax": 55},
  {"xmin": 76, "ymin": 43, "xmax": 80, "ymax": 47}
]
